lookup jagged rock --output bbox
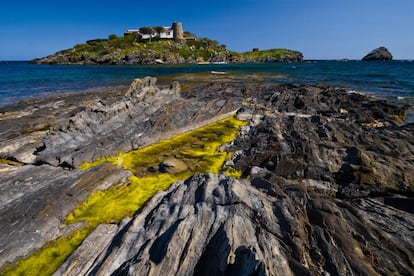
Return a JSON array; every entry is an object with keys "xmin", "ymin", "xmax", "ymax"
[
  {"xmin": 58, "ymin": 173, "xmax": 414, "ymax": 275},
  {"xmin": 0, "ymin": 76, "xmax": 413, "ymax": 275},
  {"xmin": 0, "ymin": 85, "xmax": 129, "ymax": 166},
  {"xmin": 362, "ymin": 47, "xmax": 393, "ymax": 61},
  {"xmin": 33, "ymin": 77, "xmax": 240, "ymax": 168},
  {"xmin": 53, "ymin": 224, "xmax": 119, "ymax": 276},
  {"xmin": 0, "ymin": 163, "xmax": 131, "ymax": 268},
  {"xmin": 227, "ymin": 84, "xmax": 413, "ymax": 193}
]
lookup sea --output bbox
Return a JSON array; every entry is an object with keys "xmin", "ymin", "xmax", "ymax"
[{"xmin": 1, "ymin": 60, "xmax": 413, "ymax": 121}]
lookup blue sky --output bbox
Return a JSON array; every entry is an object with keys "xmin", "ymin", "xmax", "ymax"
[{"xmin": 1, "ymin": 0, "xmax": 413, "ymax": 60}]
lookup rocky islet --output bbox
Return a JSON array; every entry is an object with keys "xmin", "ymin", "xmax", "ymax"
[
  {"xmin": 31, "ymin": 35, "xmax": 304, "ymax": 65},
  {"xmin": 362, "ymin": 46, "xmax": 393, "ymax": 61},
  {"xmin": 0, "ymin": 74, "xmax": 413, "ymax": 275}
]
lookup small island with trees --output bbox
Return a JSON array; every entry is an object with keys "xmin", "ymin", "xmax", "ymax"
[{"xmin": 31, "ymin": 22, "xmax": 303, "ymax": 65}]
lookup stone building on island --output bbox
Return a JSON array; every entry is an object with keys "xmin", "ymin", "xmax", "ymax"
[{"xmin": 124, "ymin": 22, "xmax": 184, "ymax": 41}]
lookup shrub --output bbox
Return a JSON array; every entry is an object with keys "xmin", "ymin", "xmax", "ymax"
[{"xmin": 179, "ymin": 48, "xmax": 193, "ymax": 59}]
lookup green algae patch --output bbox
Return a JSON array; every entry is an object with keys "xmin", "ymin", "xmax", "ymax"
[{"xmin": 2, "ymin": 116, "xmax": 247, "ymax": 276}]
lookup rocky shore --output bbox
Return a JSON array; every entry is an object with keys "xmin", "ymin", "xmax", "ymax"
[
  {"xmin": 31, "ymin": 47, "xmax": 303, "ymax": 65},
  {"xmin": 30, "ymin": 35, "xmax": 303, "ymax": 65},
  {"xmin": 0, "ymin": 74, "xmax": 413, "ymax": 275}
]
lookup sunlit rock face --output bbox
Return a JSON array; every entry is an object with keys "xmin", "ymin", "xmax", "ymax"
[
  {"xmin": 67, "ymin": 172, "xmax": 413, "ymax": 276},
  {"xmin": 0, "ymin": 76, "xmax": 413, "ymax": 275}
]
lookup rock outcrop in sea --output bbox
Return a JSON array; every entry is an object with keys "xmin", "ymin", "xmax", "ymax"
[
  {"xmin": 362, "ymin": 46, "xmax": 393, "ymax": 61},
  {"xmin": 30, "ymin": 33, "xmax": 303, "ymax": 65},
  {"xmin": 32, "ymin": 46, "xmax": 304, "ymax": 65},
  {"xmin": 0, "ymin": 75, "xmax": 413, "ymax": 275}
]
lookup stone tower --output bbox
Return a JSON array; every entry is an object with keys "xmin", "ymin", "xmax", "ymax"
[{"xmin": 172, "ymin": 22, "xmax": 184, "ymax": 41}]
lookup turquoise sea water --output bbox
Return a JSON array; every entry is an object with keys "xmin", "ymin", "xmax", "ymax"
[{"xmin": 1, "ymin": 61, "xmax": 413, "ymax": 117}]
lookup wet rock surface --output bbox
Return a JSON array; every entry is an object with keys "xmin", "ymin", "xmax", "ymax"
[{"xmin": 0, "ymin": 76, "xmax": 413, "ymax": 275}]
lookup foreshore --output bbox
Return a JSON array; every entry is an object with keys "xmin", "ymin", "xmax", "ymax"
[{"xmin": 1, "ymin": 74, "xmax": 413, "ymax": 275}]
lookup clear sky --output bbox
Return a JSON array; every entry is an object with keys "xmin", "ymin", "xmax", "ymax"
[{"xmin": 1, "ymin": 0, "xmax": 413, "ymax": 60}]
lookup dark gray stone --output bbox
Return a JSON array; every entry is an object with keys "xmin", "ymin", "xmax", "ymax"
[
  {"xmin": 362, "ymin": 47, "xmax": 393, "ymax": 61},
  {"xmin": 0, "ymin": 77, "xmax": 413, "ymax": 275}
]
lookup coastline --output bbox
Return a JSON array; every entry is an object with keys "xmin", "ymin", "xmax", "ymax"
[
  {"xmin": 1, "ymin": 75, "xmax": 413, "ymax": 275},
  {"xmin": 1, "ymin": 70, "xmax": 413, "ymax": 124},
  {"xmin": 0, "ymin": 84, "xmax": 130, "ymax": 113},
  {"xmin": 1, "ymin": 61, "xmax": 413, "ymax": 114}
]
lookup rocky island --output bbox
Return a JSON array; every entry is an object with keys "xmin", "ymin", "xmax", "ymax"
[
  {"xmin": 0, "ymin": 72, "xmax": 413, "ymax": 275},
  {"xmin": 31, "ymin": 22, "xmax": 303, "ymax": 65},
  {"xmin": 362, "ymin": 47, "xmax": 393, "ymax": 61}
]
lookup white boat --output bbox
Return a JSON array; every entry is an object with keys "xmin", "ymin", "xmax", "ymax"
[{"xmin": 210, "ymin": 70, "xmax": 228, "ymax": 75}]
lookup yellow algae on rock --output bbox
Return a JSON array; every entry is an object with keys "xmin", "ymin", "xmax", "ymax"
[
  {"xmin": 70, "ymin": 116, "xmax": 247, "ymax": 226},
  {"xmin": 224, "ymin": 166, "xmax": 244, "ymax": 178},
  {"xmin": 160, "ymin": 157, "xmax": 189, "ymax": 173},
  {"xmin": 65, "ymin": 172, "xmax": 191, "ymax": 226},
  {"xmin": 2, "ymin": 116, "xmax": 247, "ymax": 276},
  {"xmin": 1, "ymin": 227, "xmax": 91, "ymax": 276},
  {"xmin": 81, "ymin": 116, "xmax": 246, "ymax": 176}
]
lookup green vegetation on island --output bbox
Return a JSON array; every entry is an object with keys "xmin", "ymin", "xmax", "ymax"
[
  {"xmin": 240, "ymin": 48, "xmax": 304, "ymax": 62},
  {"xmin": 31, "ymin": 23, "xmax": 303, "ymax": 65}
]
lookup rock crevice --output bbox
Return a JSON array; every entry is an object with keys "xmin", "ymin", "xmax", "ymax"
[
  {"xmin": 0, "ymin": 77, "xmax": 413, "ymax": 275},
  {"xmin": 58, "ymin": 173, "xmax": 414, "ymax": 275}
]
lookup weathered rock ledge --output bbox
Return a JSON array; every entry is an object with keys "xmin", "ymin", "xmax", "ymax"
[
  {"xmin": 58, "ymin": 173, "xmax": 414, "ymax": 275},
  {"xmin": 0, "ymin": 75, "xmax": 413, "ymax": 275}
]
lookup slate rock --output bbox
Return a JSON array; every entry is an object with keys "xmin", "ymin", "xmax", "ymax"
[
  {"xmin": 1, "ymin": 77, "xmax": 413, "ymax": 275},
  {"xmin": 61, "ymin": 173, "xmax": 414, "ymax": 275}
]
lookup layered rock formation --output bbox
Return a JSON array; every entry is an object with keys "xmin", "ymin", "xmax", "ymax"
[
  {"xmin": 362, "ymin": 47, "xmax": 393, "ymax": 61},
  {"xmin": 58, "ymin": 172, "xmax": 414, "ymax": 275},
  {"xmin": 0, "ymin": 77, "xmax": 241, "ymax": 272},
  {"xmin": 0, "ymin": 75, "xmax": 413, "ymax": 275}
]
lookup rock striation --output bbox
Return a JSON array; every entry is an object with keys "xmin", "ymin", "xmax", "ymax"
[
  {"xmin": 34, "ymin": 77, "xmax": 181, "ymax": 168},
  {"xmin": 362, "ymin": 47, "xmax": 393, "ymax": 61},
  {"xmin": 0, "ymin": 76, "xmax": 413, "ymax": 275},
  {"xmin": 0, "ymin": 76, "xmax": 241, "ymax": 270},
  {"xmin": 58, "ymin": 173, "xmax": 414, "ymax": 275}
]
